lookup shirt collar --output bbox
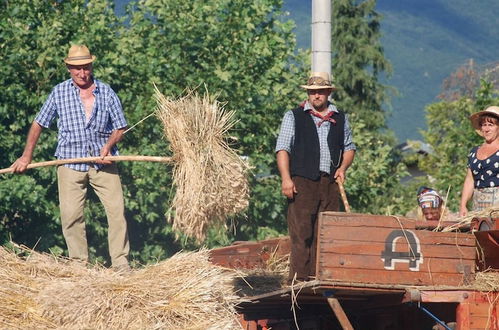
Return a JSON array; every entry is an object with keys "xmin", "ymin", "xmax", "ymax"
[
  {"xmin": 302, "ymin": 100, "xmax": 338, "ymax": 113},
  {"xmin": 69, "ymin": 77, "xmax": 100, "ymax": 94}
]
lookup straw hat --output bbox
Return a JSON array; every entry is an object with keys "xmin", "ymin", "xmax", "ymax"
[
  {"xmin": 300, "ymin": 72, "xmax": 336, "ymax": 90},
  {"xmin": 64, "ymin": 44, "xmax": 96, "ymax": 65},
  {"xmin": 469, "ymin": 105, "xmax": 499, "ymax": 135}
]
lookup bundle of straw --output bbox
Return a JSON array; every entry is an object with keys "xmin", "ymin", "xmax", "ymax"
[
  {"xmin": 442, "ymin": 206, "xmax": 499, "ymax": 232},
  {"xmin": 155, "ymin": 87, "xmax": 249, "ymax": 242},
  {"xmin": 0, "ymin": 245, "xmax": 241, "ymax": 329},
  {"xmin": 473, "ymin": 270, "xmax": 499, "ymax": 292}
]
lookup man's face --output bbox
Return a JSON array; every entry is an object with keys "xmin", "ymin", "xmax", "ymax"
[
  {"xmin": 422, "ymin": 207, "xmax": 442, "ymax": 221},
  {"xmin": 307, "ymin": 88, "xmax": 331, "ymax": 111},
  {"xmin": 67, "ymin": 63, "xmax": 93, "ymax": 88}
]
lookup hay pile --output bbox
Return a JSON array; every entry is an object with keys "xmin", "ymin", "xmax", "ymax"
[
  {"xmin": 155, "ymin": 87, "xmax": 249, "ymax": 242},
  {"xmin": 0, "ymin": 246, "xmax": 242, "ymax": 329},
  {"xmin": 442, "ymin": 206, "xmax": 499, "ymax": 232},
  {"xmin": 234, "ymin": 251, "xmax": 290, "ymax": 296},
  {"xmin": 473, "ymin": 270, "xmax": 499, "ymax": 292}
]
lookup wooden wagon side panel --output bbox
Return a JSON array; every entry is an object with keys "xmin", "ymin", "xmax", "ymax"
[
  {"xmin": 209, "ymin": 237, "xmax": 290, "ymax": 269},
  {"xmin": 316, "ymin": 212, "xmax": 476, "ymax": 286}
]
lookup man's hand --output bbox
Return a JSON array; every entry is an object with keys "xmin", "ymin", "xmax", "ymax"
[
  {"xmin": 10, "ymin": 155, "xmax": 32, "ymax": 173},
  {"xmin": 95, "ymin": 145, "xmax": 113, "ymax": 165},
  {"xmin": 281, "ymin": 177, "xmax": 297, "ymax": 199},
  {"xmin": 334, "ymin": 149, "xmax": 355, "ymax": 184},
  {"xmin": 334, "ymin": 168, "xmax": 346, "ymax": 184},
  {"xmin": 276, "ymin": 150, "xmax": 296, "ymax": 199},
  {"xmin": 95, "ymin": 128, "xmax": 126, "ymax": 165}
]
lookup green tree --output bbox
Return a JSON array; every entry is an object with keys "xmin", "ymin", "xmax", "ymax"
[
  {"xmin": 0, "ymin": 0, "xmax": 306, "ymax": 263},
  {"xmin": 0, "ymin": 0, "xmax": 123, "ymax": 258},
  {"xmin": 115, "ymin": 0, "xmax": 306, "ymax": 253},
  {"xmin": 331, "ymin": 0, "xmax": 410, "ymax": 215},
  {"xmin": 419, "ymin": 79, "xmax": 499, "ymax": 210}
]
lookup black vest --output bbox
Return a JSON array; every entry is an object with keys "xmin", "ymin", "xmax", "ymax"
[{"xmin": 290, "ymin": 106, "xmax": 345, "ymax": 180}]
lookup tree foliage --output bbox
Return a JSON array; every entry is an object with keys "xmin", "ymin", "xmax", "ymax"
[
  {"xmin": 0, "ymin": 0, "xmax": 413, "ymax": 265},
  {"xmin": 419, "ymin": 79, "xmax": 499, "ymax": 211},
  {"xmin": 0, "ymin": 0, "xmax": 305, "ymax": 264},
  {"xmin": 331, "ymin": 0, "xmax": 410, "ymax": 215},
  {"xmin": 0, "ymin": 0, "xmax": 123, "ymax": 259}
]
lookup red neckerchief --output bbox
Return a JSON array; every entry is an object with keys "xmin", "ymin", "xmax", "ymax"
[{"xmin": 300, "ymin": 101, "xmax": 336, "ymax": 127}]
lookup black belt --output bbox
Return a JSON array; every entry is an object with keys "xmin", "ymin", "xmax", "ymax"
[{"xmin": 319, "ymin": 171, "xmax": 330, "ymax": 177}]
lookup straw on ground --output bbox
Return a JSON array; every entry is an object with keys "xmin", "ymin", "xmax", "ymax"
[{"xmin": 0, "ymin": 245, "xmax": 242, "ymax": 329}]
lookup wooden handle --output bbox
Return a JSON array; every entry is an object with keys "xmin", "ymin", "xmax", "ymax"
[
  {"xmin": 0, "ymin": 155, "xmax": 172, "ymax": 174},
  {"xmin": 337, "ymin": 181, "xmax": 351, "ymax": 213}
]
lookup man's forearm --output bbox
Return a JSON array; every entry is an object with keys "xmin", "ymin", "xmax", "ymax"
[
  {"xmin": 10, "ymin": 121, "xmax": 43, "ymax": 173},
  {"xmin": 22, "ymin": 121, "xmax": 43, "ymax": 160},
  {"xmin": 105, "ymin": 127, "xmax": 126, "ymax": 149},
  {"xmin": 276, "ymin": 150, "xmax": 291, "ymax": 180},
  {"xmin": 339, "ymin": 149, "xmax": 355, "ymax": 172}
]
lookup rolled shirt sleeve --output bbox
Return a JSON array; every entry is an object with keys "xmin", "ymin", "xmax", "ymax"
[
  {"xmin": 108, "ymin": 90, "xmax": 127, "ymax": 130},
  {"xmin": 343, "ymin": 114, "xmax": 356, "ymax": 151},
  {"xmin": 35, "ymin": 90, "xmax": 57, "ymax": 128},
  {"xmin": 275, "ymin": 110, "xmax": 295, "ymax": 153}
]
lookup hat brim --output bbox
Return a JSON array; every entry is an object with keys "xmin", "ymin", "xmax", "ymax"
[
  {"xmin": 64, "ymin": 55, "xmax": 96, "ymax": 66},
  {"xmin": 300, "ymin": 85, "xmax": 336, "ymax": 90}
]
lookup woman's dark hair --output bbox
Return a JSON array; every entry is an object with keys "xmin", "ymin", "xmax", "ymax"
[{"xmin": 479, "ymin": 114, "xmax": 499, "ymax": 126}]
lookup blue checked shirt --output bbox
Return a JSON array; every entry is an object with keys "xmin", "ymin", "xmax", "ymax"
[
  {"xmin": 275, "ymin": 101, "xmax": 356, "ymax": 174},
  {"xmin": 35, "ymin": 78, "xmax": 127, "ymax": 171}
]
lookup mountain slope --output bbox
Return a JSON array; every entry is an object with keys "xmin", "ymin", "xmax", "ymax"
[
  {"xmin": 284, "ymin": 0, "xmax": 499, "ymax": 141},
  {"xmin": 115, "ymin": 0, "xmax": 499, "ymax": 141}
]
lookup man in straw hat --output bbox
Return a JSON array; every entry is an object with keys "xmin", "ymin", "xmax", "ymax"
[
  {"xmin": 275, "ymin": 72, "xmax": 356, "ymax": 283},
  {"xmin": 11, "ymin": 44, "xmax": 130, "ymax": 271},
  {"xmin": 460, "ymin": 105, "xmax": 499, "ymax": 216}
]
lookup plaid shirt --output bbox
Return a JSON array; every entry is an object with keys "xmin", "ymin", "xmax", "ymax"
[
  {"xmin": 35, "ymin": 78, "xmax": 127, "ymax": 171},
  {"xmin": 275, "ymin": 101, "xmax": 356, "ymax": 174}
]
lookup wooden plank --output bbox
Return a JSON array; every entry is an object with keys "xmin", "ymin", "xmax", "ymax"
[
  {"xmin": 419, "ymin": 291, "xmax": 469, "ymax": 303},
  {"xmin": 469, "ymin": 316, "xmax": 494, "ymax": 329},
  {"xmin": 209, "ymin": 238, "xmax": 289, "ymax": 255},
  {"xmin": 456, "ymin": 301, "xmax": 470, "ymax": 330},
  {"xmin": 470, "ymin": 302, "xmax": 494, "ymax": 317},
  {"xmin": 318, "ymin": 241, "xmax": 476, "ymax": 260},
  {"xmin": 209, "ymin": 255, "xmax": 266, "ymax": 269},
  {"xmin": 318, "ymin": 268, "xmax": 469, "ymax": 286},
  {"xmin": 319, "ymin": 253, "xmax": 475, "ymax": 274},
  {"xmin": 320, "ymin": 227, "xmax": 475, "ymax": 246},
  {"xmin": 468, "ymin": 299, "xmax": 499, "ymax": 329},
  {"xmin": 319, "ymin": 212, "xmax": 417, "ymax": 229},
  {"xmin": 326, "ymin": 298, "xmax": 354, "ymax": 330},
  {"xmin": 209, "ymin": 237, "xmax": 290, "ymax": 269},
  {"xmin": 315, "ymin": 213, "xmax": 477, "ymax": 286}
]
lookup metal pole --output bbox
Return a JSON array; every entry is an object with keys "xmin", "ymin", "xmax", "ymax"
[{"xmin": 311, "ymin": 0, "xmax": 331, "ymax": 75}]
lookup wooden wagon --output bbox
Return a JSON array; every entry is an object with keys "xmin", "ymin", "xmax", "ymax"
[{"xmin": 210, "ymin": 212, "xmax": 499, "ymax": 330}]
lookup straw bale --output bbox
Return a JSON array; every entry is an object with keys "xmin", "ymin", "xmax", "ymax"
[
  {"xmin": 155, "ymin": 87, "xmax": 249, "ymax": 242},
  {"xmin": 0, "ymin": 245, "xmax": 242, "ymax": 329}
]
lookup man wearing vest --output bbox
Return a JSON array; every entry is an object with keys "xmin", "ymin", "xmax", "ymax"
[{"xmin": 275, "ymin": 72, "xmax": 356, "ymax": 283}]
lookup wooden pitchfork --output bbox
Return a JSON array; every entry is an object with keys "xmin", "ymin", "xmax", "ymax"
[{"xmin": 0, "ymin": 156, "xmax": 171, "ymax": 175}]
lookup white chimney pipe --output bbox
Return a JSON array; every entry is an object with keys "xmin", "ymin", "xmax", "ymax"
[{"xmin": 311, "ymin": 0, "xmax": 331, "ymax": 76}]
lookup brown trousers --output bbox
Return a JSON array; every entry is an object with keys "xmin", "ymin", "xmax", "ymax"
[
  {"xmin": 57, "ymin": 164, "xmax": 130, "ymax": 267},
  {"xmin": 287, "ymin": 174, "xmax": 339, "ymax": 281}
]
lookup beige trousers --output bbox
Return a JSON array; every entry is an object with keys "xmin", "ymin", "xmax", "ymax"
[{"xmin": 57, "ymin": 164, "xmax": 129, "ymax": 266}]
